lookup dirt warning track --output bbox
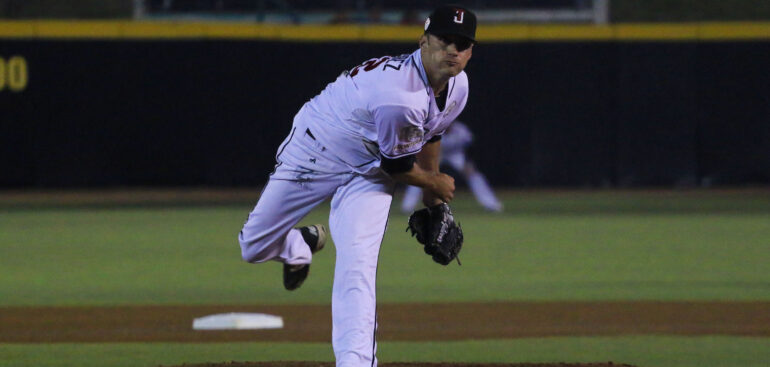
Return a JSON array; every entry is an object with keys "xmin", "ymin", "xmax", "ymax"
[{"xmin": 2, "ymin": 301, "xmax": 768, "ymax": 343}]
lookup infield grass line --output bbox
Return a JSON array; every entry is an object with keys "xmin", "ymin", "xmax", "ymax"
[{"xmin": 1, "ymin": 190, "xmax": 769, "ymax": 306}]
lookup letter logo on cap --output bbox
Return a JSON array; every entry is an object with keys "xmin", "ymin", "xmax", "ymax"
[{"xmin": 453, "ymin": 9, "xmax": 464, "ymax": 24}]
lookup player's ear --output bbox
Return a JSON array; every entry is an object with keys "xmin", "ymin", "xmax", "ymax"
[{"xmin": 419, "ymin": 34, "xmax": 428, "ymax": 48}]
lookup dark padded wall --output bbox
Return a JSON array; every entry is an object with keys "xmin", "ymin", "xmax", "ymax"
[{"xmin": 1, "ymin": 40, "xmax": 768, "ymax": 188}]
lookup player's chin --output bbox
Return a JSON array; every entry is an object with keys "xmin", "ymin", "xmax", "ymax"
[{"xmin": 443, "ymin": 64, "xmax": 464, "ymax": 76}]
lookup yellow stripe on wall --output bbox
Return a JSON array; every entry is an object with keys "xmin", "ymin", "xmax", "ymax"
[
  {"xmin": 0, "ymin": 21, "xmax": 768, "ymax": 41},
  {"xmin": 615, "ymin": 24, "xmax": 699, "ymax": 40},
  {"xmin": 699, "ymin": 22, "xmax": 770, "ymax": 40}
]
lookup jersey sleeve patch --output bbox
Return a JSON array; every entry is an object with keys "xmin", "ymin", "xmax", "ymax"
[
  {"xmin": 393, "ymin": 126, "xmax": 425, "ymax": 155},
  {"xmin": 373, "ymin": 104, "xmax": 426, "ymax": 159}
]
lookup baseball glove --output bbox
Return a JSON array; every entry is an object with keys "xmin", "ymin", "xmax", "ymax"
[{"xmin": 406, "ymin": 202, "xmax": 463, "ymax": 265}]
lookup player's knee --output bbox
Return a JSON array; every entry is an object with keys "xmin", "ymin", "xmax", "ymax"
[
  {"xmin": 239, "ymin": 243, "xmax": 264, "ymax": 263},
  {"xmin": 237, "ymin": 232, "xmax": 251, "ymax": 262},
  {"xmin": 238, "ymin": 230, "xmax": 280, "ymax": 263},
  {"xmin": 238, "ymin": 231, "xmax": 263, "ymax": 262},
  {"xmin": 239, "ymin": 244, "xmax": 255, "ymax": 262}
]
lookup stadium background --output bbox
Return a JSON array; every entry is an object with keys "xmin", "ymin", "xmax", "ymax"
[
  {"xmin": 1, "ymin": 1, "xmax": 769, "ymax": 367},
  {"xmin": 2, "ymin": 21, "xmax": 770, "ymax": 188}
]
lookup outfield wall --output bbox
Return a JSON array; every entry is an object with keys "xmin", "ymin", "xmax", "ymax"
[{"xmin": 1, "ymin": 22, "xmax": 769, "ymax": 188}]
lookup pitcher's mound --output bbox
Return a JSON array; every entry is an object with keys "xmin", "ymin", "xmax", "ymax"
[{"xmin": 168, "ymin": 362, "xmax": 638, "ymax": 367}]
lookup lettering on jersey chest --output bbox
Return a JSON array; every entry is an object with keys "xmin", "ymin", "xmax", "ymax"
[{"xmin": 348, "ymin": 54, "xmax": 410, "ymax": 77}]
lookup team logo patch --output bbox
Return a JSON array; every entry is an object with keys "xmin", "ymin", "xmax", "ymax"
[
  {"xmin": 398, "ymin": 125, "xmax": 424, "ymax": 142},
  {"xmin": 394, "ymin": 126, "xmax": 424, "ymax": 154}
]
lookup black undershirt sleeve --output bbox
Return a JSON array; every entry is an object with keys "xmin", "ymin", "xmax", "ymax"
[{"xmin": 380, "ymin": 154, "xmax": 416, "ymax": 175}]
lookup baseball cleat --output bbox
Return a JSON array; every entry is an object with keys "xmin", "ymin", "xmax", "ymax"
[
  {"xmin": 300, "ymin": 224, "xmax": 327, "ymax": 254},
  {"xmin": 283, "ymin": 224, "xmax": 327, "ymax": 291}
]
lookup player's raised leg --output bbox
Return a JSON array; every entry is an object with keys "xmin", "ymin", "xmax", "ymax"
[
  {"xmin": 239, "ymin": 126, "xmax": 343, "ymax": 272},
  {"xmin": 238, "ymin": 177, "xmax": 329, "ymax": 265},
  {"xmin": 328, "ymin": 173, "xmax": 393, "ymax": 367}
]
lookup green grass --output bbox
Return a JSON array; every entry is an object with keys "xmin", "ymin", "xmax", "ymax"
[
  {"xmin": 1, "ymin": 337, "xmax": 769, "ymax": 367},
  {"xmin": 1, "ymin": 190, "xmax": 769, "ymax": 305},
  {"xmin": 1, "ymin": 189, "xmax": 769, "ymax": 367}
]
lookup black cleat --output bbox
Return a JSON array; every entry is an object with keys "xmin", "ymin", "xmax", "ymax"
[{"xmin": 283, "ymin": 224, "xmax": 327, "ymax": 291}]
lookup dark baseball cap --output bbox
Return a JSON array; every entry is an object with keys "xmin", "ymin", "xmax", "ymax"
[{"xmin": 424, "ymin": 5, "xmax": 477, "ymax": 44}]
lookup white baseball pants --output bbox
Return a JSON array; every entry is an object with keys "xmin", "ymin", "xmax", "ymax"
[{"xmin": 239, "ymin": 123, "xmax": 393, "ymax": 367}]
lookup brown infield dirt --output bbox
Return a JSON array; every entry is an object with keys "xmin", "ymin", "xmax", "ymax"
[
  {"xmin": 4, "ymin": 190, "xmax": 770, "ymax": 367},
  {"xmin": 3, "ymin": 301, "xmax": 769, "ymax": 367}
]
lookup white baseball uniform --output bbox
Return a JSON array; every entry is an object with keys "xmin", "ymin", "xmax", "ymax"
[
  {"xmin": 239, "ymin": 48, "xmax": 468, "ymax": 367},
  {"xmin": 401, "ymin": 120, "xmax": 503, "ymax": 213}
]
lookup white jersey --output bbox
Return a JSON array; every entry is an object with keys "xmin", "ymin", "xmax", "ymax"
[{"xmin": 293, "ymin": 49, "xmax": 469, "ymax": 175}]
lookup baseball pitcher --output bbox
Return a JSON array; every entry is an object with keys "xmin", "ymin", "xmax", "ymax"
[{"xmin": 238, "ymin": 6, "xmax": 475, "ymax": 366}]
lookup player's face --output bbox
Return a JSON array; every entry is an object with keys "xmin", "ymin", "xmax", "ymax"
[{"xmin": 420, "ymin": 33, "xmax": 474, "ymax": 78}]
